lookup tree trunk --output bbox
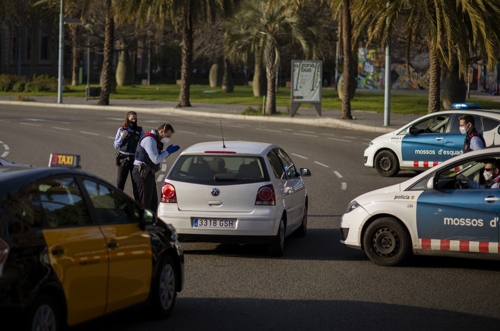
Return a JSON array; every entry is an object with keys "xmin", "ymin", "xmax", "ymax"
[
  {"xmin": 441, "ymin": 59, "xmax": 466, "ymax": 109},
  {"xmin": 340, "ymin": 0, "xmax": 353, "ymax": 120},
  {"xmin": 427, "ymin": 42, "xmax": 441, "ymax": 113},
  {"xmin": 98, "ymin": 0, "xmax": 114, "ymax": 106},
  {"xmin": 265, "ymin": 46, "xmax": 277, "ymax": 115},
  {"xmin": 70, "ymin": 25, "xmax": 81, "ymax": 86},
  {"xmin": 253, "ymin": 55, "xmax": 266, "ymax": 97},
  {"xmin": 177, "ymin": 8, "xmax": 193, "ymax": 108},
  {"xmin": 222, "ymin": 58, "xmax": 234, "ymax": 93}
]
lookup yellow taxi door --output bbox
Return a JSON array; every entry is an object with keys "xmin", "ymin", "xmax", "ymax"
[
  {"xmin": 81, "ymin": 179, "xmax": 153, "ymax": 314},
  {"xmin": 38, "ymin": 176, "xmax": 108, "ymax": 326}
]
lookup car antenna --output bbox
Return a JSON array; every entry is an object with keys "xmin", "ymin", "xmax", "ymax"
[{"xmin": 220, "ymin": 121, "xmax": 226, "ymax": 148}]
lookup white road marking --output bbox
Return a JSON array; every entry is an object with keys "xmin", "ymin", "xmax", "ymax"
[
  {"xmin": 20, "ymin": 122, "xmax": 41, "ymax": 126},
  {"xmin": 344, "ymin": 136, "xmax": 357, "ymax": 139},
  {"xmin": 301, "ymin": 130, "xmax": 316, "ymax": 134},
  {"xmin": 291, "ymin": 153, "xmax": 307, "ymax": 159},
  {"xmin": 328, "ymin": 137, "xmax": 351, "ymax": 142},
  {"xmin": 161, "ymin": 163, "xmax": 167, "ymax": 172},
  {"xmin": 157, "ymin": 174, "xmax": 165, "ymax": 182},
  {"xmin": 108, "ymin": 118, "xmax": 123, "ymax": 121},
  {"xmin": 314, "ymin": 161, "xmax": 329, "ymax": 168},
  {"xmin": 0, "ymin": 120, "xmax": 9, "ymax": 123},
  {"xmin": 80, "ymin": 131, "xmax": 99, "ymax": 136},
  {"xmin": 256, "ymin": 128, "xmax": 281, "ymax": 132},
  {"xmin": 282, "ymin": 128, "xmax": 293, "ymax": 131},
  {"xmin": 294, "ymin": 133, "xmax": 317, "ymax": 137},
  {"xmin": 1, "ymin": 143, "xmax": 9, "ymax": 157},
  {"xmin": 341, "ymin": 182, "xmax": 347, "ymax": 190},
  {"xmin": 334, "ymin": 171, "xmax": 343, "ymax": 178},
  {"xmin": 53, "ymin": 127, "xmax": 71, "ymax": 131},
  {"xmin": 24, "ymin": 118, "xmax": 45, "ymax": 121},
  {"xmin": 177, "ymin": 130, "xmax": 198, "ymax": 135},
  {"xmin": 322, "ymin": 133, "xmax": 336, "ymax": 136},
  {"xmin": 108, "ymin": 136, "xmax": 115, "ymax": 139},
  {"xmin": 206, "ymin": 135, "xmax": 224, "ymax": 138}
]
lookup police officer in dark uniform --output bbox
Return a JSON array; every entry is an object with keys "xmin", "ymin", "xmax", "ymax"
[
  {"xmin": 114, "ymin": 111, "xmax": 145, "ymax": 200},
  {"xmin": 132, "ymin": 123, "xmax": 180, "ymax": 211},
  {"xmin": 459, "ymin": 114, "xmax": 486, "ymax": 152}
]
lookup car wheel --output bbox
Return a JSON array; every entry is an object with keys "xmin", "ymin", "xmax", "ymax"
[
  {"xmin": 150, "ymin": 255, "xmax": 177, "ymax": 319},
  {"xmin": 268, "ymin": 217, "xmax": 285, "ymax": 257},
  {"xmin": 374, "ymin": 150, "xmax": 399, "ymax": 177},
  {"xmin": 26, "ymin": 295, "xmax": 62, "ymax": 331},
  {"xmin": 363, "ymin": 217, "xmax": 411, "ymax": 266},
  {"xmin": 295, "ymin": 205, "xmax": 307, "ymax": 238}
]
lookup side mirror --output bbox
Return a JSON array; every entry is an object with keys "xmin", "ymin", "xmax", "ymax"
[
  {"xmin": 300, "ymin": 168, "xmax": 312, "ymax": 177},
  {"xmin": 140, "ymin": 208, "xmax": 157, "ymax": 230},
  {"xmin": 408, "ymin": 126, "xmax": 415, "ymax": 135}
]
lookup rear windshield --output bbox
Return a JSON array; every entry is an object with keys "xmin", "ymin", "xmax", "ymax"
[{"xmin": 167, "ymin": 155, "xmax": 269, "ymax": 184}]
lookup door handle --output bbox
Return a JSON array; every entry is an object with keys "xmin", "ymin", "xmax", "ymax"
[
  {"xmin": 107, "ymin": 242, "xmax": 119, "ymax": 248},
  {"xmin": 51, "ymin": 248, "xmax": 65, "ymax": 256},
  {"xmin": 435, "ymin": 137, "xmax": 444, "ymax": 141},
  {"xmin": 485, "ymin": 197, "xmax": 500, "ymax": 202}
]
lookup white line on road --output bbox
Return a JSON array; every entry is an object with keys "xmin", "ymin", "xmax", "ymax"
[
  {"xmin": 301, "ymin": 130, "xmax": 316, "ymax": 134},
  {"xmin": 314, "ymin": 161, "xmax": 329, "ymax": 168},
  {"xmin": 24, "ymin": 118, "xmax": 45, "ymax": 121},
  {"xmin": 0, "ymin": 120, "xmax": 9, "ymax": 123},
  {"xmin": 334, "ymin": 171, "xmax": 343, "ymax": 178},
  {"xmin": 108, "ymin": 136, "xmax": 115, "ymax": 139},
  {"xmin": 108, "ymin": 118, "xmax": 123, "ymax": 121},
  {"xmin": 256, "ymin": 128, "xmax": 281, "ymax": 132},
  {"xmin": 328, "ymin": 137, "xmax": 351, "ymax": 142},
  {"xmin": 344, "ymin": 136, "xmax": 357, "ymax": 139},
  {"xmin": 294, "ymin": 133, "xmax": 317, "ymax": 137},
  {"xmin": 1, "ymin": 143, "xmax": 9, "ymax": 157},
  {"xmin": 341, "ymin": 182, "xmax": 347, "ymax": 190},
  {"xmin": 322, "ymin": 133, "xmax": 336, "ymax": 136},
  {"xmin": 282, "ymin": 128, "xmax": 293, "ymax": 131},
  {"xmin": 291, "ymin": 153, "xmax": 307, "ymax": 159},
  {"xmin": 157, "ymin": 174, "xmax": 165, "ymax": 182},
  {"xmin": 3, "ymin": 144, "xmax": 9, "ymax": 151},
  {"xmin": 20, "ymin": 123, "xmax": 41, "ymax": 126},
  {"xmin": 80, "ymin": 131, "xmax": 99, "ymax": 136},
  {"xmin": 53, "ymin": 127, "xmax": 71, "ymax": 131},
  {"xmin": 161, "ymin": 163, "xmax": 167, "ymax": 172},
  {"xmin": 177, "ymin": 130, "xmax": 198, "ymax": 135}
]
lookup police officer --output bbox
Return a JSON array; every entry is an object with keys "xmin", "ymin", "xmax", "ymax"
[
  {"xmin": 459, "ymin": 114, "xmax": 485, "ymax": 152},
  {"xmin": 486, "ymin": 159, "xmax": 500, "ymax": 188},
  {"xmin": 114, "ymin": 111, "xmax": 145, "ymax": 200},
  {"xmin": 132, "ymin": 123, "xmax": 180, "ymax": 211}
]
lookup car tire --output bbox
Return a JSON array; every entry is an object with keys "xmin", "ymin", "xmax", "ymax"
[
  {"xmin": 26, "ymin": 295, "xmax": 62, "ymax": 331},
  {"xmin": 363, "ymin": 217, "xmax": 411, "ymax": 266},
  {"xmin": 150, "ymin": 255, "xmax": 177, "ymax": 319},
  {"xmin": 268, "ymin": 217, "xmax": 285, "ymax": 257},
  {"xmin": 295, "ymin": 204, "xmax": 307, "ymax": 238},
  {"xmin": 374, "ymin": 150, "xmax": 399, "ymax": 177}
]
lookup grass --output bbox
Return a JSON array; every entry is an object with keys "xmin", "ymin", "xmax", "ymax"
[{"xmin": 1, "ymin": 83, "xmax": 498, "ymax": 115}]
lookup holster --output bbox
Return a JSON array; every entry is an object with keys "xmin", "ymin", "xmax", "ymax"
[
  {"xmin": 138, "ymin": 164, "xmax": 151, "ymax": 179},
  {"xmin": 116, "ymin": 153, "xmax": 132, "ymax": 167}
]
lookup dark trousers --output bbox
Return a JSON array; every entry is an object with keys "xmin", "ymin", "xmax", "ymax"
[
  {"xmin": 117, "ymin": 160, "xmax": 139, "ymax": 201},
  {"xmin": 132, "ymin": 166, "xmax": 158, "ymax": 212}
]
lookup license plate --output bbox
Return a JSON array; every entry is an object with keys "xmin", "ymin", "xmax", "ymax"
[{"xmin": 193, "ymin": 218, "xmax": 236, "ymax": 228}]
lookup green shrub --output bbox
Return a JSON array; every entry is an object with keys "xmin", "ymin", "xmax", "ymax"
[
  {"xmin": 0, "ymin": 74, "xmax": 22, "ymax": 92},
  {"xmin": 12, "ymin": 80, "xmax": 27, "ymax": 92},
  {"xmin": 32, "ymin": 74, "xmax": 59, "ymax": 92},
  {"xmin": 24, "ymin": 82, "xmax": 41, "ymax": 93}
]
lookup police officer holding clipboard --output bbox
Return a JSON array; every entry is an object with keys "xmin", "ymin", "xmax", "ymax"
[{"xmin": 132, "ymin": 123, "xmax": 180, "ymax": 211}]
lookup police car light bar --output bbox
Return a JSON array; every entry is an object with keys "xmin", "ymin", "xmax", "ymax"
[
  {"xmin": 48, "ymin": 154, "xmax": 81, "ymax": 169},
  {"xmin": 451, "ymin": 103, "xmax": 482, "ymax": 109}
]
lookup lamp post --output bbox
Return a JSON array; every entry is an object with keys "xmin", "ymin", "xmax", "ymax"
[
  {"xmin": 57, "ymin": 0, "xmax": 64, "ymax": 104},
  {"xmin": 383, "ymin": 1, "xmax": 391, "ymax": 126}
]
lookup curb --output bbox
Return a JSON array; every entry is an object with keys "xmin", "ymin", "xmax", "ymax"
[{"xmin": 0, "ymin": 100, "xmax": 396, "ymax": 133}]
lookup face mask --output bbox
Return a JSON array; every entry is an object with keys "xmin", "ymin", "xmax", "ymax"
[
  {"xmin": 161, "ymin": 137, "xmax": 170, "ymax": 144},
  {"xmin": 484, "ymin": 170, "xmax": 493, "ymax": 181},
  {"xmin": 127, "ymin": 121, "xmax": 137, "ymax": 130},
  {"xmin": 459, "ymin": 126, "xmax": 467, "ymax": 135}
]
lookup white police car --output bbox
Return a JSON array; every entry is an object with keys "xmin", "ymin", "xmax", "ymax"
[
  {"xmin": 342, "ymin": 146, "xmax": 500, "ymax": 266},
  {"xmin": 364, "ymin": 104, "xmax": 500, "ymax": 177}
]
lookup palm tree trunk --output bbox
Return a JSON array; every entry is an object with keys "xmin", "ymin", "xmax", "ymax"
[
  {"xmin": 265, "ymin": 47, "xmax": 277, "ymax": 115},
  {"xmin": 340, "ymin": 0, "xmax": 353, "ymax": 120},
  {"xmin": 98, "ymin": 0, "xmax": 114, "ymax": 106},
  {"xmin": 253, "ymin": 54, "xmax": 265, "ymax": 97},
  {"xmin": 427, "ymin": 42, "xmax": 441, "ymax": 113},
  {"xmin": 70, "ymin": 25, "xmax": 81, "ymax": 86},
  {"xmin": 177, "ymin": 9, "xmax": 193, "ymax": 108}
]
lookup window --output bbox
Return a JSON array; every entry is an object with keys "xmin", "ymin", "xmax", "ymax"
[
  {"xmin": 82, "ymin": 179, "xmax": 135, "ymax": 224},
  {"xmin": 276, "ymin": 149, "xmax": 297, "ymax": 179},
  {"xmin": 40, "ymin": 36, "xmax": 49, "ymax": 61},
  {"xmin": 267, "ymin": 150, "xmax": 285, "ymax": 179},
  {"xmin": 411, "ymin": 114, "xmax": 451, "ymax": 134},
  {"xmin": 39, "ymin": 177, "xmax": 92, "ymax": 227},
  {"xmin": 4, "ymin": 183, "xmax": 43, "ymax": 232},
  {"xmin": 482, "ymin": 116, "xmax": 500, "ymax": 131},
  {"xmin": 449, "ymin": 114, "xmax": 482, "ymax": 132}
]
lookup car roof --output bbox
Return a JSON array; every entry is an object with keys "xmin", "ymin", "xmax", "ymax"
[
  {"xmin": 436, "ymin": 108, "xmax": 500, "ymax": 116},
  {"xmin": 181, "ymin": 141, "xmax": 277, "ymax": 155}
]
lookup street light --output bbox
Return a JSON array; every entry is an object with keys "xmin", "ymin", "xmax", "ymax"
[
  {"xmin": 57, "ymin": 0, "xmax": 64, "ymax": 104},
  {"xmin": 383, "ymin": 1, "xmax": 391, "ymax": 126}
]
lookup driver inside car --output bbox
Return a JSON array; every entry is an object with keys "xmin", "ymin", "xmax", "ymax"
[{"xmin": 458, "ymin": 159, "xmax": 500, "ymax": 189}]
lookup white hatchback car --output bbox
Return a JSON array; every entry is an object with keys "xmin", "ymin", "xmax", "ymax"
[{"xmin": 157, "ymin": 141, "xmax": 311, "ymax": 256}]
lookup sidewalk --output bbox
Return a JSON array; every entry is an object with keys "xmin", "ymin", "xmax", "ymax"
[{"xmin": 1, "ymin": 90, "xmax": 498, "ymax": 133}]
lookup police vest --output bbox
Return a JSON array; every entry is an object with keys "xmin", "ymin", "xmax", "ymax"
[
  {"xmin": 463, "ymin": 130, "xmax": 486, "ymax": 152},
  {"xmin": 120, "ymin": 125, "xmax": 142, "ymax": 154},
  {"xmin": 134, "ymin": 131, "xmax": 163, "ymax": 171}
]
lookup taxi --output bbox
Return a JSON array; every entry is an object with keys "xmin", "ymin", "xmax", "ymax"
[
  {"xmin": 364, "ymin": 104, "xmax": 500, "ymax": 176},
  {"xmin": 342, "ymin": 146, "xmax": 500, "ymax": 266},
  {"xmin": 0, "ymin": 155, "xmax": 184, "ymax": 330}
]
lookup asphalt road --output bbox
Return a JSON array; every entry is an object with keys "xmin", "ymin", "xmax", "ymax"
[{"xmin": 1, "ymin": 104, "xmax": 499, "ymax": 331}]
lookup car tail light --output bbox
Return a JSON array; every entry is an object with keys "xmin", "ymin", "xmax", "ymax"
[
  {"xmin": 0, "ymin": 238, "xmax": 9, "ymax": 278},
  {"xmin": 161, "ymin": 183, "xmax": 177, "ymax": 203},
  {"xmin": 256, "ymin": 184, "xmax": 275, "ymax": 205}
]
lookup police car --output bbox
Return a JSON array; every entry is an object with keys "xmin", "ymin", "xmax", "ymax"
[
  {"xmin": 342, "ymin": 146, "xmax": 500, "ymax": 266},
  {"xmin": 364, "ymin": 104, "xmax": 500, "ymax": 177},
  {"xmin": 0, "ymin": 154, "xmax": 184, "ymax": 330}
]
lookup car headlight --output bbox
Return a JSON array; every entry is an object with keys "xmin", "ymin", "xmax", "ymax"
[{"xmin": 345, "ymin": 200, "xmax": 360, "ymax": 214}]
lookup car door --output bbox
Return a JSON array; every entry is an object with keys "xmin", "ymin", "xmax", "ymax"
[
  {"xmin": 39, "ymin": 176, "xmax": 108, "ymax": 326},
  {"xmin": 441, "ymin": 114, "xmax": 482, "ymax": 160},
  {"xmin": 80, "ymin": 178, "xmax": 153, "ymax": 314},
  {"xmin": 415, "ymin": 159, "xmax": 499, "ymax": 255},
  {"xmin": 401, "ymin": 114, "xmax": 451, "ymax": 167}
]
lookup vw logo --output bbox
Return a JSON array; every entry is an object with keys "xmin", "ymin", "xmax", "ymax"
[{"xmin": 211, "ymin": 188, "xmax": 220, "ymax": 196}]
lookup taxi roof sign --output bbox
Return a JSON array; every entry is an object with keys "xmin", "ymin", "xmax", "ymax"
[
  {"xmin": 48, "ymin": 154, "xmax": 81, "ymax": 169},
  {"xmin": 451, "ymin": 103, "xmax": 482, "ymax": 109}
]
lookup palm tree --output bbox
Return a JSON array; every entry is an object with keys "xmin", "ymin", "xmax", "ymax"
[
  {"xmin": 115, "ymin": 0, "xmax": 239, "ymax": 108},
  {"xmin": 225, "ymin": 0, "xmax": 319, "ymax": 115},
  {"xmin": 354, "ymin": 0, "xmax": 500, "ymax": 113}
]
